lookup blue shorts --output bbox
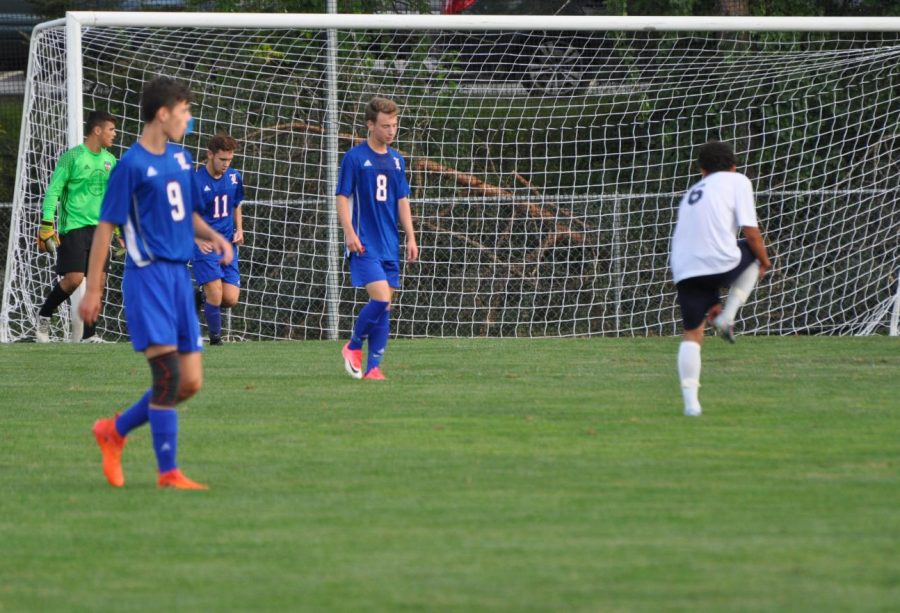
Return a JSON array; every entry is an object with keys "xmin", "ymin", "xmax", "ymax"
[
  {"xmin": 192, "ymin": 244, "xmax": 240, "ymax": 287},
  {"xmin": 348, "ymin": 253, "xmax": 400, "ymax": 288},
  {"xmin": 676, "ymin": 240, "xmax": 757, "ymax": 331},
  {"xmin": 123, "ymin": 261, "xmax": 203, "ymax": 353}
]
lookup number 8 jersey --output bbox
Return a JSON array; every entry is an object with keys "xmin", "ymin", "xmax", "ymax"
[
  {"xmin": 336, "ymin": 142, "xmax": 411, "ymax": 261},
  {"xmin": 100, "ymin": 142, "xmax": 202, "ymax": 267}
]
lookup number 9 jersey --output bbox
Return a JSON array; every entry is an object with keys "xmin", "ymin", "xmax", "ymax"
[
  {"xmin": 335, "ymin": 142, "xmax": 411, "ymax": 261},
  {"xmin": 100, "ymin": 142, "xmax": 201, "ymax": 268}
]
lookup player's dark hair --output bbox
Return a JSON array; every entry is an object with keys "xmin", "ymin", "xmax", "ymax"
[
  {"xmin": 696, "ymin": 140, "xmax": 738, "ymax": 174},
  {"xmin": 207, "ymin": 133, "xmax": 238, "ymax": 154},
  {"xmin": 365, "ymin": 96, "xmax": 399, "ymax": 123},
  {"xmin": 140, "ymin": 76, "xmax": 192, "ymax": 123},
  {"xmin": 85, "ymin": 110, "xmax": 116, "ymax": 134}
]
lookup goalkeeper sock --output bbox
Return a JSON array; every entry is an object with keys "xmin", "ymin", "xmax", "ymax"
[
  {"xmin": 115, "ymin": 389, "xmax": 151, "ymax": 437},
  {"xmin": 349, "ymin": 300, "xmax": 389, "ymax": 351},
  {"xmin": 204, "ymin": 303, "xmax": 222, "ymax": 337},
  {"xmin": 149, "ymin": 408, "xmax": 179, "ymax": 473},
  {"xmin": 678, "ymin": 341, "xmax": 702, "ymax": 412},
  {"xmin": 721, "ymin": 262, "xmax": 760, "ymax": 324},
  {"xmin": 366, "ymin": 308, "xmax": 390, "ymax": 373},
  {"xmin": 39, "ymin": 283, "xmax": 71, "ymax": 317}
]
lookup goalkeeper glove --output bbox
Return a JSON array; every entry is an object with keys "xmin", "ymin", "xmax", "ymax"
[{"xmin": 37, "ymin": 222, "xmax": 59, "ymax": 255}]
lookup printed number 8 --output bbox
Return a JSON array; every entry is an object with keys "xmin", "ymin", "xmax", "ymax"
[
  {"xmin": 376, "ymin": 174, "xmax": 388, "ymax": 202},
  {"xmin": 167, "ymin": 181, "xmax": 186, "ymax": 221}
]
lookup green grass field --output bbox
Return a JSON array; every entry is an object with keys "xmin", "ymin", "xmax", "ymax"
[{"xmin": 1, "ymin": 337, "xmax": 898, "ymax": 611}]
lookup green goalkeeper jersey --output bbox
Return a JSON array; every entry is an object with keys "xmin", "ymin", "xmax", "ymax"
[{"xmin": 41, "ymin": 143, "xmax": 117, "ymax": 234}]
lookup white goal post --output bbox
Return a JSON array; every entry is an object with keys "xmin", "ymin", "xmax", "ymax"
[{"xmin": 3, "ymin": 12, "xmax": 899, "ymax": 342}]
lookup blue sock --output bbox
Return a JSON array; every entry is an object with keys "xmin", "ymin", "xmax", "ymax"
[
  {"xmin": 204, "ymin": 302, "xmax": 222, "ymax": 337},
  {"xmin": 115, "ymin": 389, "xmax": 151, "ymax": 437},
  {"xmin": 349, "ymin": 300, "xmax": 389, "ymax": 351},
  {"xmin": 366, "ymin": 309, "xmax": 390, "ymax": 373},
  {"xmin": 149, "ymin": 408, "xmax": 179, "ymax": 473}
]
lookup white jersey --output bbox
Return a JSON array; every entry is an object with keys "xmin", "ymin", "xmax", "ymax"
[{"xmin": 670, "ymin": 171, "xmax": 758, "ymax": 284}]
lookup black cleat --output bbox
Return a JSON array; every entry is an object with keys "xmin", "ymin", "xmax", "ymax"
[{"xmin": 209, "ymin": 334, "xmax": 223, "ymax": 346}]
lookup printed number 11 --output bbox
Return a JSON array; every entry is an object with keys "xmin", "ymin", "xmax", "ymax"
[{"xmin": 214, "ymin": 194, "xmax": 229, "ymax": 218}]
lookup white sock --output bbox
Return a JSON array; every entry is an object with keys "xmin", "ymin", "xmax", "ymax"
[
  {"xmin": 678, "ymin": 341, "xmax": 702, "ymax": 413},
  {"xmin": 721, "ymin": 261, "xmax": 761, "ymax": 324}
]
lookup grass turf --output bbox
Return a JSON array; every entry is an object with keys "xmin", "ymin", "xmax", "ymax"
[{"xmin": 1, "ymin": 337, "xmax": 898, "ymax": 611}]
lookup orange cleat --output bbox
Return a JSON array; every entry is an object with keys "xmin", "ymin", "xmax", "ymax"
[
  {"xmin": 158, "ymin": 468, "xmax": 209, "ymax": 490},
  {"xmin": 92, "ymin": 416, "xmax": 126, "ymax": 488},
  {"xmin": 342, "ymin": 342, "xmax": 363, "ymax": 379},
  {"xmin": 363, "ymin": 367, "xmax": 386, "ymax": 380}
]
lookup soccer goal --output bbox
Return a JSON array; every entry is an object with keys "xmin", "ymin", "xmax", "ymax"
[{"xmin": 3, "ymin": 12, "xmax": 899, "ymax": 342}]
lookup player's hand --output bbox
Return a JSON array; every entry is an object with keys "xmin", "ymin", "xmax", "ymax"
[
  {"xmin": 37, "ymin": 222, "xmax": 59, "ymax": 253},
  {"xmin": 79, "ymin": 288, "xmax": 102, "ymax": 325},
  {"xmin": 209, "ymin": 233, "xmax": 234, "ymax": 266},
  {"xmin": 233, "ymin": 229, "xmax": 244, "ymax": 245},
  {"xmin": 758, "ymin": 260, "xmax": 772, "ymax": 280},
  {"xmin": 345, "ymin": 233, "xmax": 364, "ymax": 255},
  {"xmin": 196, "ymin": 238, "xmax": 214, "ymax": 254},
  {"xmin": 406, "ymin": 236, "xmax": 419, "ymax": 262}
]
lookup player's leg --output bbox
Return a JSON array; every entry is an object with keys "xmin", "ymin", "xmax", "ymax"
[
  {"xmin": 218, "ymin": 254, "xmax": 241, "ymax": 341},
  {"xmin": 36, "ymin": 229, "xmax": 87, "ymax": 341},
  {"xmin": 193, "ymin": 250, "xmax": 225, "ymax": 345},
  {"xmin": 343, "ymin": 254, "xmax": 388, "ymax": 379},
  {"xmin": 202, "ymin": 279, "xmax": 224, "ymax": 345},
  {"xmin": 713, "ymin": 240, "xmax": 760, "ymax": 343},
  {"xmin": 676, "ymin": 278, "xmax": 718, "ymax": 417},
  {"xmin": 363, "ymin": 280, "xmax": 393, "ymax": 379},
  {"xmin": 156, "ymin": 266, "xmax": 207, "ymax": 489},
  {"xmin": 92, "ymin": 265, "xmax": 160, "ymax": 487},
  {"xmin": 363, "ymin": 260, "xmax": 399, "ymax": 379}
]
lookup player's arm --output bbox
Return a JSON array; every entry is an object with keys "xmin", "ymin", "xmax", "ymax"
[
  {"xmin": 79, "ymin": 221, "xmax": 115, "ymax": 324},
  {"xmin": 233, "ymin": 204, "xmax": 244, "ymax": 245},
  {"xmin": 398, "ymin": 196, "xmax": 418, "ymax": 262},
  {"xmin": 193, "ymin": 212, "xmax": 233, "ymax": 265},
  {"xmin": 742, "ymin": 226, "xmax": 771, "ymax": 279},
  {"xmin": 37, "ymin": 154, "xmax": 70, "ymax": 251},
  {"xmin": 336, "ymin": 194, "xmax": 363, "ymax": 254}
]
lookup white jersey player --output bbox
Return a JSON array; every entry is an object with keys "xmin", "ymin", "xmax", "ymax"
[{"xmin": 670, "ymin": 140, "xmax": 771, "ymax": 417}]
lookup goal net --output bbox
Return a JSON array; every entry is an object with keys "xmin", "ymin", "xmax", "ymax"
[{"xmin": 3, "ymin": 13, "xmax": 899, "ymax": 341}]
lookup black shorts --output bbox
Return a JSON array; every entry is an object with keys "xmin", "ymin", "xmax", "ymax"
[
  {"xmin": 676, "ymin": 240, "xmax": 756, "ymax": 331},
  {"xmin": 56, "ymin": 225, "xmax": 110, "ymax": 276}
]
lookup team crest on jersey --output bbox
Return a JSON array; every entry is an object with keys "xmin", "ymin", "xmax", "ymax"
[
  {"xmin": 173, "ymin": 152, "xmax": 192, "ymax": 170},
  {"xmin": 394, "ymin": 157, "xmax": 401, "ymax": 170},
  {"xmin": 230, "ymin": 173, "xmax": 238, "ymax": 184},
  {"xmin": 104, "ymin": 161, "xmax": 112, "ymax": 172}
]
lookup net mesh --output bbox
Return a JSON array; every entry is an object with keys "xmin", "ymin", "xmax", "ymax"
[{"xmin": 3, "ymin": 21, "xmax": 899, "ymax": 341}]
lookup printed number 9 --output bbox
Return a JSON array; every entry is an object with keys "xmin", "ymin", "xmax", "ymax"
[
  {"xmin": 376, "ymin": 174, "xmax": 388, "ymax": 202},
  {"xmin": 167, "ymin": 181, "xmax": 186, "ymax": 221},
  {"xmin": 688, "ymin": 188, "xmax": 703, "ymax": 205}
]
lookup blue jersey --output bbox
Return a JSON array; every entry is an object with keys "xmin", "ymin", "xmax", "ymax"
[
  {"xmin": 336, "ymin": 142, "xmax": 411, "ymax": 261},
  {"xmin": 196, "ymin": 165, "xmax": 244, "ymax": 241},
  {"xmin": 101, "ymin": 142, "xmax": 201, "ymax": 267}
]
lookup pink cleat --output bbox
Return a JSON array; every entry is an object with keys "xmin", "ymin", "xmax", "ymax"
[
  {"xmin": 342, "ymin": 342, "xmax": 362, "ymax": 379},
  {"xmin": 363, "ymin": 367, "xmax": 386, "ymax": 381}
]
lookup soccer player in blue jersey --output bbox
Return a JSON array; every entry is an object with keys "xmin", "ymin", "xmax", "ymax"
[
  {"xmin": 192, "ymin": 133, "xmax": 245, "ymax": 346},
  {"xmin": 337, "ymin": 96, "xmax": 419, "ymax": 380},
  {"xmin": 79, "ymin": 76, "xmax": 233, "ymax": 489}
]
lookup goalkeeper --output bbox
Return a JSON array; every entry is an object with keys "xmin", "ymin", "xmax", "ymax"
[{"xmin": 35, "ymin": 110, "xmax": 120, "ymax": 343}]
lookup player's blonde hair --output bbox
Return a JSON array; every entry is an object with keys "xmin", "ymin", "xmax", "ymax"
[{"xmin": 365, "ymin": 96, "xmax": 399, "ymax": 123}]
